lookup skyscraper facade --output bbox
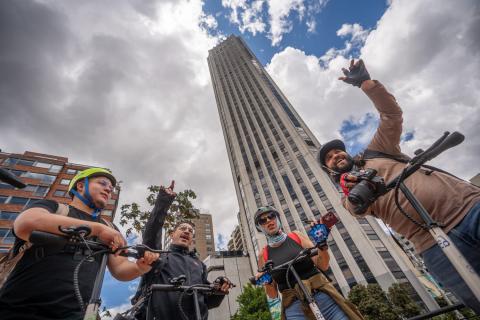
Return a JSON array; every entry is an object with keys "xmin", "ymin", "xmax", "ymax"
[{"xmin": 207, "ymin": 35, "xmax": 438, "ymax": 310}]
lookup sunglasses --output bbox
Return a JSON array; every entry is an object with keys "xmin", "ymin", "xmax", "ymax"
[{"xmin": 258, "ymin": 212, "xmax": 277, "ymax": 225}]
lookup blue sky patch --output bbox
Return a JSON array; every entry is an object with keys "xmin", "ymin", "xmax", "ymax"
[
  {"xmin": 339, "ymin": 112, "xmax": 379, "ymax": 155},
  {"xmin": 203, "ymin": 0, "xmax": 388, "ymax": 65}
]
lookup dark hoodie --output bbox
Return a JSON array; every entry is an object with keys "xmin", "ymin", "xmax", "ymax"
[{"xmin": 132, "ymin": 189, "xmax": 224, "ymax": 319}]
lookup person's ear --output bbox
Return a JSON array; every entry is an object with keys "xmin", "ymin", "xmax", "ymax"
[{"xmin": 76, "ymin": 181, "xmax": 85, "ymax": 193}]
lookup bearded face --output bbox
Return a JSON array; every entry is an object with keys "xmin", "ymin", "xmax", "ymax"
[{"xmin": 325, "ymin": 149, "xmax": 355, "ymax": 176}]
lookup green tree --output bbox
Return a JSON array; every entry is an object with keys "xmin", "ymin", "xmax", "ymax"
[
  {"xmin": 348, "ymin": 284, "xmax": 399, "ymax": 320},
  {"xmin": 231, "ymin": 284, "xmax": 271, "ymax": 320},
  {"xmin": 387, "ymin": 283, "xmax": 421, "ymax": 318},
  {"xmin": 431, "ymin": 296, "xmax": 477, "ymax": 320},
  {"xmin": 119, "ymin": 184, "xmax": 198, "ymax": 238}
]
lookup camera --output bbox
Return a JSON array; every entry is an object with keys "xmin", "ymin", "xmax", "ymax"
[{"xmin": 347, "ymin": 168, "xmax": 386, "ymax": 214}]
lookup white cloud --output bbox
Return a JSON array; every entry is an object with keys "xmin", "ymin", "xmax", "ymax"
[
  {"xmin": 337, "ymin": 23, "xmax": 369, "ymax": 44},
  {"xmin": 267, "ymin": 0, "xmax": 305, "ymax": 46},
  {"xmin": 266, "ymin": 0, "xmax": 480, "ymax": 179},
  {"xmin": 222, "ymin": 0, "xmax": 266, "ymax": 35},
  {"xmin": 1, "ymin": 0, "xmax": 238, "ymax": 256},
  {"xmin": 221, "ymin": 0, "xmax": 328, "ymax": 46}
]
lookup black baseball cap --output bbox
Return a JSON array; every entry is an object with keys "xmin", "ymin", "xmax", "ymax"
[{"xmin": 317, "ymin": 139, "xmax": 346, "ymax": 167}]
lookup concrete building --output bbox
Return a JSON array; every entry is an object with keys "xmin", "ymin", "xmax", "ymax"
[
  {"xmin": 204, "ymin": 251, "xmax": 253, "ymax": 319},
  {"xmin": 0, "ymin": 150, "xmax": 120, "ymax": 255},
  {"xmin": 207, "ymin": 35, "xmax": 438, "ymax": 310},
  {"xmin": 191, "ymin": 213, "xmax": 216, "ymax": 260},
  {"xmin": 228, "ymin": 223, "xmax": 245, "ymax": 252}
]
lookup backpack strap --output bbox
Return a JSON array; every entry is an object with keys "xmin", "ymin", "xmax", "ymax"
[
  {"xmin": 262, "ymin": 232, "xmax": 302, "ymax": 262},
  {"xmin": 287, "ymin": 232, "xmax": 302, "ymax": 246},
  {"xmin": 262, "ymin": 246, "xmax": 268, "ymax": 262}
]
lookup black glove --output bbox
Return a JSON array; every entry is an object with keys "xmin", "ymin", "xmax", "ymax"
[{"xmin": 340, "ymin": 59, "xmax": 370, "ymax": 87}]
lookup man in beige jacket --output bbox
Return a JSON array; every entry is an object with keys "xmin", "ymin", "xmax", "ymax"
[{"xmin": 318, "ymin": 60, "xmax": 480, "ymax": 313}]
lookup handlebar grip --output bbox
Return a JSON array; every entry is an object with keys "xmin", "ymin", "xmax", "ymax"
[
  {"xmin": 424, "ymin": 131, "xmax": 464, "ymax": 161},
  {"xmin": 29, "ymin": 231, "xmax": 69, "ymax": 247},
  {"xmin": 0, "ymin": 168, "xmax": 26, "ymax": 189},
  {"xmin": 118, "ymin": 250, "xmax": 141, "ymax": 259}
]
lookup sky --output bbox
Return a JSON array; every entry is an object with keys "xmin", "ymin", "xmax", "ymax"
[{"xmin": 1, "ymin": 0, "xmax": 479, "ymax": 317}]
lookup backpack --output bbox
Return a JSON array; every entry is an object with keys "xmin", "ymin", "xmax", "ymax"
[{"xmin": 0, "ymin": 203, "xmax": 115, "ymax": 288}]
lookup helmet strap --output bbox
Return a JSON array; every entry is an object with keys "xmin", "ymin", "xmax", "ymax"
[{"xmin": 70, "ymin": 177, "xmax": 102, "ymax": 219}]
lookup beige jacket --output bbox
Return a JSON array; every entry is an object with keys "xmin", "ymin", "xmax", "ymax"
[{"xmin": 343, "ymin": 81, "xmax": 480, "ymax": 253}]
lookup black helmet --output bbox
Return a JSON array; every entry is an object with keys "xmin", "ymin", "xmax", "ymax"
[
  {"xmin": 254, "ymin": 206, "xmax": 280, "ymax": 232},
  {"xmin": 317, "ymin": 139, "xmax": 346, "ymax": 169}
]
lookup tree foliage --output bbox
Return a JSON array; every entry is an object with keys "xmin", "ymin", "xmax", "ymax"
[
  {"xmin": 348, "ymin": 284, "xmax": 399, "ymax": 320},
  {"xmin": 119, "ymin": 185, "xmax": 197, "ymax": 238},
  {"xmin": 388, "ymin": 283, "xmax": 421, "ymax": 318},
  {"xmin": 231, "ymin": 284, "xmax": 271, "ymax": 320}
]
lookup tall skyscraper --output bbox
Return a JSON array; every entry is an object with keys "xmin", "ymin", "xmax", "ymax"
[
  {"xmin": 0, "ymin": 150, "xmax": 120, "ymax": 255},
  {"xmin": 207, "ymin": 35, "xmax": 438, "ymax": 310}
]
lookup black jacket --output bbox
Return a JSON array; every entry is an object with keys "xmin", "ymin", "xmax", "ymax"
[{"xmin": 133, "ymin": 190, "xmax": 224, "ymax": 319}]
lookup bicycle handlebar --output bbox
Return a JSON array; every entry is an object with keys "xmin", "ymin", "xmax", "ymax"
[
  {"xmin": 150, "ymin": 283, "xmax": 226, "ymax": 294},
  {"xmin": 0, "ymin": 168, "xmax": 26, "ymax": 188},
  {"xmin": 385, "ymin": 131, "xmax": 465, "ymax": 189},
  {"xmin": 29, "ymin": 229, "xmax": 169, "ymax": 259},
  {"xmin": 249, "ymin": 247, "xmax": 319, "ymax": 285}
]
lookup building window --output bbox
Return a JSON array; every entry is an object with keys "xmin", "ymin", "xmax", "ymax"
[
  {"xmin": 21, "ymin": 172, "xmax": 56, "ymax": 185},
  {"xmin": 3, "ymin": 158, "xmax": 18, "ymax": 166},
  {"xmin": 0, "ymin": 211, "xmax": 19, "ymax": 220},
  {"xmin": 205, "ymin": 234, "xmax": 212, "ymax": 240},
  {"xmin": 17, "ymin": 159, "xmax": 35, "ymax": 167},
  {"xmin": 8, "ymin": 197, "xmax": 31, "ymax": 206},
  {"xmin": 33, "ymin": 186, "xmax": 49, "ymax": 197},
  {"xmin": 0, "ymin": 228, "xmax": 15, "ymax": 244},
  {"xmin": 34, "ymin": 162, "xmax": 62, "ymax": 173},
  {"xmin": 0, "ymin": 183, "xmax": 15, "ymax": 190},
  {"xmin": 107, "ymin": 198, "xmax": 116, "ymax": 205},
  {"xmin": 54, "ymin": 190, "xmax": 66, "ymax": 197},
  {"xmin": 60, "ymin": 179, "xmax": 71, "ymax": 185},
  {"xmin": 66, "ymin": 169, "xmax": 77, "ymax": 175},
  {"xmin": 0, "ymin": 196, "xmax": 7, "ymax": 204}
]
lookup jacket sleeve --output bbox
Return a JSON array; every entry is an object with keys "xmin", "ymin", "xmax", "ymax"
[
  {"xmin": 202, "ymin": 263, "xmax": 226, "ymax": 309},
  {"xmin": 364, "ymin": 81, "xmax": 403, "ymax": 156},
  {"xmin": 142, "ymin": 190, "xmax": 175, "ymax": 249}
]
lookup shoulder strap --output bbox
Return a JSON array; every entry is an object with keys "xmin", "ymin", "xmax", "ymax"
[
  {"xmin": 262, "ymin": 246, "xmax": 268, "ymax": 262},
  {"xmin": 362, "ymin": 149, "xmax": 410, "ymax": 163},
  {"xmin": 287, "ymin": 232, "xmax": 302, "ymax": 246}
]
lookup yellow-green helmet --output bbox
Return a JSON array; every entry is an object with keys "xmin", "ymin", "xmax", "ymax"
[{"xmin": 68, "ymin": 167, "xmax": 116, "ymax": 196}]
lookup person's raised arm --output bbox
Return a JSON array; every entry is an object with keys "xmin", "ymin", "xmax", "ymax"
[
  {"xmin": 340, "ymin": 59, "xmax": 403, "ymax": 155},
  {"xmin": 142, "ymin": 180, "xmax": 176, "ymax": 249}
]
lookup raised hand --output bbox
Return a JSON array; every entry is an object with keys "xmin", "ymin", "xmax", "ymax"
[
  {"xmin": 338, "ymin": 59, "xmax": 371, "ymax": 87},
  {"xmin": 160, "ymin": 180, "xmax": 176, "ymax": 197}
]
